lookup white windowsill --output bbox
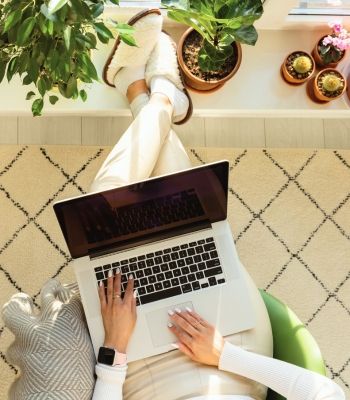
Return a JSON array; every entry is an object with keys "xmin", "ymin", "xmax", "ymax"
[{"xmin": 1, "ymin": 8, "xmax": 350, "ymax": 118}]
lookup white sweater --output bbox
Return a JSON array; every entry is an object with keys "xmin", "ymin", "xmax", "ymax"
[{"xmin": 92, "ymin": 341, "xmax": 345, "ymax": 400}]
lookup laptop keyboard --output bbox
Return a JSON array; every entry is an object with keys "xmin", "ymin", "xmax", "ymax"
[{"xmin": 94, "ymin": 237, "xmax": 226, "ymax": 306}]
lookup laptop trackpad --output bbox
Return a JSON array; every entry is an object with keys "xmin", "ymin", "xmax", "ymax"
[{"xmin": 146, "ymin": 301, "xmax": 194, "ymax": 347}]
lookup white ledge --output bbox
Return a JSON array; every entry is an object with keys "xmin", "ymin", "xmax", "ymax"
[{"xmin": 1, "ymin": 20, "xmax": 350, "ymax": 118}]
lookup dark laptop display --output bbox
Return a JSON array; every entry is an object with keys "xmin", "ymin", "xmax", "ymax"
[{"xmin": 54, "ymin": 161, "xmax": 229, "ymax": 259}]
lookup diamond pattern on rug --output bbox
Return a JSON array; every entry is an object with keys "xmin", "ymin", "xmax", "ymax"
[{"xmin": 0, "ymin": 145, "xmax": 349, "ymax": 398}]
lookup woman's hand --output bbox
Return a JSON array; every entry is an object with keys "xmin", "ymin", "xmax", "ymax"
[
  {"xmin": 168, "ymin": 308, "xmax": 225, "ymax": 366},
  {"xmin": 98, "ymin": 269, "xmax": 137, "ymax": 353}
]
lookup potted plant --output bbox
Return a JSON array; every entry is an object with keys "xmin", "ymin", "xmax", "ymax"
[
  {"xmin": 312, "ymin": 22, "xmax": 350, "ymax": 68},
  {"xmin": 281, "ymin": 51, "xmax": 315, "ymax": 84},
  {"xmin": 0, "ymin": 0, "xmax": 135, "ymax": 116},
  {"xmin": 312, "ymin": 68, "xmax": 346, "ymax": 102},
  {"xmin": 162, "ymin": 0, "xmax": 263, "ymax": 92}
]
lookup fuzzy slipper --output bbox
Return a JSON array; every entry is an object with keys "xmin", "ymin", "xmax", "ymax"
[
  {"xmin": 145, "ymin": 31, "xmax": 193, "ymax": 125},
  {"xmin": 103, "ymin": 9, "xmax": 162, "ymax": 87}
]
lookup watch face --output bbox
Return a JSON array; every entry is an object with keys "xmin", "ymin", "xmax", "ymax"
[{"xmin": 98, "ymin": 347, "xmax": 115, "ymax": 365}]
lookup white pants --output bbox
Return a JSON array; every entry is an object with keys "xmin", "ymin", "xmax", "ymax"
[{"xmin": 90, "ymin": 102, "xmax": 273, "ymax": 400}]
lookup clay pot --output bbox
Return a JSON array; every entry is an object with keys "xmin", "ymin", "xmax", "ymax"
[
  {"xmin": 177, "ymin": 28, "xmax": 242, "ymax": 92},
  {"xmin": 313, "ymin": 68, "xmax": 346, "ymax": 102},
  {"xmin": 312, "ymin": 35, "xmax": 346, "ymax": 68},
  {"xmin": 281, "ymin": 51, "xmax": 315, "ymax": 84}
]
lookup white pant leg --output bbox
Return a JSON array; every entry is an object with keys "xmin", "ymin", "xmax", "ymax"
[
  {"xmin": 90, "ymin": 103, "xmax": 172, "ymax": 192},
  {"xmin": 151, "ymin": 128, "xmax": 192, "ymax": 176}
]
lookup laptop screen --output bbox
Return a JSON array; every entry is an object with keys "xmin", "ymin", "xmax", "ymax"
[{"xmin": 54, "ymin": 161, "xmax": 229, "ymax": 258}]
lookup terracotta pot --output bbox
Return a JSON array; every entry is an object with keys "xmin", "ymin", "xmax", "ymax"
[
  {"xmin": 313, "ymin": 68, "xmax": 346, "ymax": 102},
  {"xmin": 312, "ymin": 35, "xmax": 346, "ymax": 68},
  {"xmin": 177, "ymin": 28, "xmax": 242, "ymax": 92},
  {"xmin": 281, "ymin": 51, "xmax": 315, "ymax": 84}
]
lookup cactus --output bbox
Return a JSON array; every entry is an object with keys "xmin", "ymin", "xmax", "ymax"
[
  {"xmin": 321, "ymin": 74, "xmax": 342, "ymax": 92},
  {"xmin": 292, "ymin": 56, "xmax": 312, "ymax": 74}
]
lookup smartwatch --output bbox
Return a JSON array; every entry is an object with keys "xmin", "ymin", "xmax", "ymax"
[{"xmin": 97, "ymin": 346, "xmax": 127, "ymax": 366}]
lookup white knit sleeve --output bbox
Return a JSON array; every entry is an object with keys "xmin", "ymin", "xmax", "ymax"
[
  {"xmin": 218, "ymin": 341, "xmax": 345, "ymax": 400},
  {"xmin": 92, "ymin": 363, "xmax": 127, "ymax": 400}
]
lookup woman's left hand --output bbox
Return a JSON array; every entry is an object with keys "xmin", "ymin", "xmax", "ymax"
[{"xmin": 168, "ymin": 308, "xmax": 225, "ymax": 366}]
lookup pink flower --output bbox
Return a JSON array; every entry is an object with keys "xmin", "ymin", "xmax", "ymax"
[
  {"xmin": 322, "ymin": 35, "xmax": 333, "ymax": 46},
  {"xmin": 329, "ymin": 21, "xmax": 343, "ymax": 33}
]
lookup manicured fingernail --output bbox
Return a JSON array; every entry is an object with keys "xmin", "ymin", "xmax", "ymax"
[
  {"xmin": 133, "ymin": 289, "xmax": 138, "ymax": 298},
  {"xmin": 185, "ymin": 306, "xmax": 192, "ymax": 313},
  {"xmin": 168, "ymin": 309, "xmax": 174, "ymax": 316},
  {"xmin": 175, "ymin": 308, "xmax": 181, "ymax": 313},
  {"xmin": 99, "ymin": 281, "xmax": 103, "ymax": 287},
  {"xmin": 129, "ymin": 274, "xmax": 133, "ymax": 280},
  {"xmin": 108, "ymin": 269, "xmax": 113, "ymax": 278},
  {"xmin": 171, "ymin": 343, "xmax": 179, "ymax": 349},
  {"xmin": 167, "ymin": 322, "xmax": 173, "ymax": 328},
  {"xmin": 116, "ymin": 267, "xmax": 120, "ymax": 274}
]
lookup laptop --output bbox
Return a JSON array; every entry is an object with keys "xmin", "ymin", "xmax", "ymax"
[{"xmin": 53, "ymin": 160, "xmax": 255, "ymax": 362}]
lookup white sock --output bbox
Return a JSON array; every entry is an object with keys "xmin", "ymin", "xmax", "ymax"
[
  {"xmin": 114, "ymin": 65, "xmax": 145, "ymax": 97},
  {"xmin": 130, "ymin": 93, "xmax": 149, "ymax": 118},
  {"xmin": 150, "ymin": 76, "xmax": 189, "ymax": 121}
]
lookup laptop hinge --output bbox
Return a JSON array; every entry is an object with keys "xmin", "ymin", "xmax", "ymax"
[{"xmin": 88, "ymin": 221, "xmax": 212, "ymax": 260}]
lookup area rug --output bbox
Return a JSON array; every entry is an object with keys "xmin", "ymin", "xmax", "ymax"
[{"xmin": 0, "ymin": 145, "xmax": 349, "ymax": 397}]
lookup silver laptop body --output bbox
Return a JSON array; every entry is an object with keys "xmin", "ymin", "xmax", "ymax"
[{"xmin": 54, "ymin": 161, "xmax": 256, "ymax": 362}]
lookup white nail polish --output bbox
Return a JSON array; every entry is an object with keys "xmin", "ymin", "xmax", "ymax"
[
  {"xmin": 185, "ymin": 306, "xmax": 192, "ymax": 313},
  {"xmin": 167, "ymin": 322, "xmax": 173, "ymax": 328},
  {"xmin": 168, "ymin": 309, "xmax": 174, "ymax": 316},
  {"xmin": 175, "ymin": 307, "xmax": 181, "ymax": 313},
  {"xmin": 99, "ymin": 281, "xmax": 103, "ymax": 287},
  {"xmin": 129, "ymin": 274, "xmax": 133, "ymax": 280},
  {"xmin": 133, "ymin": 289, "xmax": 138, "ymax": 298},
  {"xmin": 171, "ymin": 343, "xmax": 179, "ymax": 349},
  {"xmin": 108, "ymin": 269, "xmax": 113, "ymax": 278},
  {"xmin": 116, "ymin": 267, "xmax": 121, "ymax": 274}
]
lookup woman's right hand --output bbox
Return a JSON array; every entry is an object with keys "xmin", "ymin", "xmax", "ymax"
[
  {"xmin": 168, "ymin": 308, "xmax": 225, "ymax": 366},
  {"xmin": 98, "ymin": 269, "xmax": 137, "ymax": 353}
]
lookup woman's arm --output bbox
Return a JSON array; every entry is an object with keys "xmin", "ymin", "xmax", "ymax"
[
  {"xmin": 168, "ymin": 308, "xmax": 345, "ymax": 400},
  {"xmin": 92, "ymin": 269, "xmax": 137, "ymax": 400}
]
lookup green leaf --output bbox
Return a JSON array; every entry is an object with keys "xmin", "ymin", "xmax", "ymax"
[
  {"xmin": 32, "ymin": 98, "xmax": 44, "ymax": 116},
  {"xmin": 94, "ymin": 22, "xmax": 114, "ymax": 41},
  {"xmin": 26, "ymin": 91, "xmax": 36, "ymax": 100},
  {"xmin": 17, "ymin": 17, "xmax": 36, "ymax": 46},
  {"xmin": 37, "ymin": 77, "xmax": 46, "ymax": 97},
  {"xmin": 198, "ymin": 39, "xmax": 233, "ymax": 71},
  {"xmin": 80, "ymin": 89, "xmax": 87, "ymax": 102},
  {"xmin": 40, "ymin": 4, "xmax": 58, "ymax": 21},
  {"xmin": 66, "ymin": 76, "xmax": 77, "ymax": 98},
  {"xmin": 64, "ymin": 26, "xmax": 71, "ymax": 50},
  {"xmin": 231, "ymin": 24, "xmax": 258, "ymax": 45},
  {"xmin": 80, "ymin": 52, "xmax": 98, "ymax": 81},
  {"xmin": 120, "ymin": 33, "xmax": 137, "ymax": 47},
  {"xmin": 23, "ymin": 74, "xmax": 32, "ymax": 85},
  {"xmin": 6, "ymin": 56, "xmax": 19, "ymax": 81},
  {"xmin": 4, "ymin": 9, "xmax": 22, "ymax": 33},
  {"xmin": 109, "ymin": 0, "xmax": 119, "ymax": 4},
  {"xmin": 0, "ymin": 60, "xmax": 6, "ymax": 83},
  {"xmin": 113, "ymin": 22, "xmax": 135, "ymax": 35},
  {"xmin": 47, "ymin": 0, "xmax": 68, "ymax": 15},
  {"xmin": 91, "ymin": 3, "xmax": 104, "ymax": 18},
  {"xmin": 49, "ymin": 95, "xmax": 59, "ymax": 104},
  {"xmin": 47, "ymin": 20, "xmax": 54, "ymax": 35}
]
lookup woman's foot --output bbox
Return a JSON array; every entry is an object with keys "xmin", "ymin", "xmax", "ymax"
[
  {"xmin": 145, "ymin": 32, "xmax": 193, "ymax": 125},
  {"xmin": 103, "ymin": 9, "xmax": 162, "ymax": 87}
]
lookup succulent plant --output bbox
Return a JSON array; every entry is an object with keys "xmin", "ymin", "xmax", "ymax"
[
  {"xmin": 321, "ymin": 74, "xmax": 343, "ymax": 92},
  {"xmin": 292, "ymin": 56, "xmax": 312, "ymax": 74}
]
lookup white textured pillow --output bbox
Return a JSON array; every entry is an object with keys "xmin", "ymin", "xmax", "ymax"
[{"xmin": 2, "ymin": 279, "xmax": 96, "ymax": 399}]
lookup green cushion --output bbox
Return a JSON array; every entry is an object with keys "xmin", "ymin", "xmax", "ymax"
[{"xmin": 259, "ymin": 290, "xmax": 326, "ymax": 400}]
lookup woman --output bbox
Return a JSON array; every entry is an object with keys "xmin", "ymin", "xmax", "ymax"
[{"xmin": 90, "ymin": 9, "xmax": 344, "ymax": 400}]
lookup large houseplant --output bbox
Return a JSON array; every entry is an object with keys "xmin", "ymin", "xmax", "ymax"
[
  {"xmin": 163, "ymin": 0, "xmax": 263, "ymax": 91},
  {"xmin": 0, "ymin": 0, "xmax": 135, "ymax": 115}
]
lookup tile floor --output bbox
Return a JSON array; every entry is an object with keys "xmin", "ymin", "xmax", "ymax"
[{"xmin": 1, "ymin": 116, "xmax": 350, "ymax": 148}]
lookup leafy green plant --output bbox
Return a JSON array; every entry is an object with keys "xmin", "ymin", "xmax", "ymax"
[
  {"xmin": 0, "ymin": 0, "xmax": 135, "ymax": 115},
  {"xmin": 163, "ymin": 0, "xmax": 263, "ymax": 72}
]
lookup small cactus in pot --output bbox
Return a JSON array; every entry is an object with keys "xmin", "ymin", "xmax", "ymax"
[
  {"xmin": 313, "ymin": 69, "xmax": 346, "ymax": 102},
  {"xmin": 282, "ymin": 51, "xmax": 315, "ymax": 84}
]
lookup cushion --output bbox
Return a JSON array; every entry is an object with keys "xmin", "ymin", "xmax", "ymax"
[{"xmin": 2, "ymin": 279, "xmax": 96, "ymax": 399}]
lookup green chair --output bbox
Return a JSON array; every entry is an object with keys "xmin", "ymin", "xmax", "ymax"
[{"xmin": 259, "ymin": 290, "xmax": 327, "ymax": 400}]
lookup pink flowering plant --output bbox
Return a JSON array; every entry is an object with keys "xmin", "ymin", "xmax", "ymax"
[{"xmin": 319, "ymin": 22, "xmax": 350, "ymax": 64}]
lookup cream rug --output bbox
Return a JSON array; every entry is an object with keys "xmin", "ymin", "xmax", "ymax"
[{"xmin": 0, "ymin": 145, "xmax": 349, "ymax": 397}]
